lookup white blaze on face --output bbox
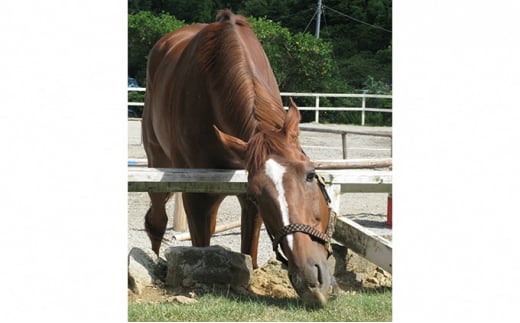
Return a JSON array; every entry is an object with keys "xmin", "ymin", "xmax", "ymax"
[{"xmin": 265, "ymin": 158, "xmax": 293, "ymax": 250}]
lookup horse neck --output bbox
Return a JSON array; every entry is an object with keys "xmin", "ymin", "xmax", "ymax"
[
  {"xmin": 203, "ymin": 23, "xmax": 285, "ymax": 142},
  {"xmin": 228, "ymin": 82, "xmax": 286, "ymax": 144}
]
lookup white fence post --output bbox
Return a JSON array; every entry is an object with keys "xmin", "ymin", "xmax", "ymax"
[
  {"xmin": 315, "ymin": 95, "xmax": 320, "ymax": 123},
  {"xmin": 361, "ymin": 93, "xmax": 366, "ymax": 126}
]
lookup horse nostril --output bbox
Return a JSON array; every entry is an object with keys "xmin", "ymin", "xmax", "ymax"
[{"xmin": 315, "ymin": 264, "xmax": 323, "ymax": 286}]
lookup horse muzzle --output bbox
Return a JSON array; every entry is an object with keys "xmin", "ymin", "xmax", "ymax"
[
  {"xmin": 287, "ymin": 243, "xmax": 334, "ymax": 308},
  {"xmin": 266, "ymin": 210, "xmax": 337, "ymax": 307}
]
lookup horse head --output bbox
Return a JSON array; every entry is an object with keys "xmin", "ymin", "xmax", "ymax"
[{"xmin": 214, "ymin": 99, "xmax": 336, "ymax": 307}]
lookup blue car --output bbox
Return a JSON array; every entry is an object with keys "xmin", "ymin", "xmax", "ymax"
[
  {"xmin": 128, "ymin": 77, "xmax": 140, "ymax": 88},
  {"xmin": 128, "ymin": 109, "xmax": 140, "ymax": 118}
]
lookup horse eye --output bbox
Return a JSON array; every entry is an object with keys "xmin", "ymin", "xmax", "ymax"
[{"xmin": 305, "ymin": 171, "xmax": 316, "ymax": 182}]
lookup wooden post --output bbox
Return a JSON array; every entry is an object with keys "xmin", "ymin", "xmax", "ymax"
[
  {"xmin": 173, "ymin": 221, "xmax": 241, "ymax": 241},
  {"xmin": 333, "ymin": 216, "xmax": 392, "ymax": 273},
  {"xmin": 173, "ymin": 193, "xmax": 187, "ymax": 232},
  {"xmin": 386, "ymin": 193, "xmax": 392, "ymax": 228}
]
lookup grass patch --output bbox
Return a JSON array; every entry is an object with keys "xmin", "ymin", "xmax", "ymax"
[{"xmin": 128, "ymin": 289, "xmax": 391, "ymax": 321}]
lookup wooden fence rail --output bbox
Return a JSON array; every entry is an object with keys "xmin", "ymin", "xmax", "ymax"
[
  {"xmin": 335, "ymin": 216, "xmax": 392, "ymax": 273},
  {"xmin": 299, "ymin": 125, "xmax": 392, "ymax": 159},
  {"xmin": 127, "ymin": 167, "xmax": 392, "ymax": 272},
  {"xmin": 127, "ymin": 167, "xmax": 392, "ymax": 194},
  {"xmin": 128, "ymin": 157, "xmax": 392, "ymax": 170},
  {"xmin": 128, "ymin": 114, "xmax": 393, "ymax": 159}
]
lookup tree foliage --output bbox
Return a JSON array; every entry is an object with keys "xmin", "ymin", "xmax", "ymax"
[
  {"xmin": 128, "ymin": 11, "xmax": 186, "ymax": 84},
  {"xmin": 247, "ymin": 16, "xmax": 350, "ymax": 122},
  {"xmin": 127, "ymin": 0, "xmax": 392, "ymax": 125},
  {"xmin": 239, "ymin": 0, "xmax": 392, "ymax": 90},
  {"xmin": 249, "ymin": 17, "xmax": 337, "ymax": 93},
  {"xmin": 128, "ymin": 11, "xmax": 338, "ymax": 95},
  {"xmin": 128, "ymin": 0, "xmax": 392, "ymax": 91}
]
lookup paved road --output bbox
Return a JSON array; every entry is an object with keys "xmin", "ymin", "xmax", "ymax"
[{"xmin": 128, "ymin": 119, "xmax": 392, "ymax": 266}]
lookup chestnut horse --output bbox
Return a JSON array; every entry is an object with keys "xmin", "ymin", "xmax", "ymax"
[{"xmin": 142, "ymin": 10, "xmax": 336, "ymax": 307}]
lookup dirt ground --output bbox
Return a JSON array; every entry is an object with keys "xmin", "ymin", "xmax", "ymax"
[
  {"xmin": 128, "ymin": 120, "xmax": 392, "ymax": 303},
  {"xmin": 128, "ymin": 250, "xmax": 392, "ymax": 304}
]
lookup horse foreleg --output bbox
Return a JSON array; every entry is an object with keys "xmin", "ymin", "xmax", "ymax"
[
  {"xmin": 182, "ymin": 193, "xmax": 224, "ymax": 247},
  {"xmin": 238, "ymin": 195, "xmax": 262, "ymax": 269},
  {"xmin": 145, "ymin": 192, "xmax": 172, "ymax": 255}
]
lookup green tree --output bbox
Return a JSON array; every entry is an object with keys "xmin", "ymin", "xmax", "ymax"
[
  {"xmin": 146, "ymin": 0, "xmax": 245, "ymax": 23},
  {"xmin": 362, "ymin": 75, "xmax": 392, "ymax": 125},
  {"xmin": 249, "ymin": 17, "xmax": 336, "ymax": 93},
  {"xmin": 128, "ymin": 0, "xmax": 152, "ymax": 14},
  {"xmin": 241, "ymin": 0, "xmax": 392, "ymax": 90},
  {"xmin": 127, "ymin": 4, "xmax": 392, "ymax": 125},
  {"xmin": 249, "ymin": 17, "xmax": 353, "ymax": 122},
  {"xmin": 158, "ymin": 0, "xmax": 214, "ymax": 23},
  {"xmin": 321, "ymin": 0, "xmax": 392, "ymax": 89},
  {"xmin": 240, "ymin": 0, "xmax": 314, "ymax": 32},
  {"xmin": 128, "ymin": 11, "xmax": 186, "ymax": 85},
  {"xmin": 131, "ymin": 0, "xmax": 393, "ymax": 92}
]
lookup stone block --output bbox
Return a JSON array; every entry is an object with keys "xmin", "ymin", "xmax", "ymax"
[
  {"xmin": 128, "ymin": 247, "xmax": 167, "ymax": 294},
  {"xmin": 164, "ymin": 245, "xmax": 253, "ymax": 289}
]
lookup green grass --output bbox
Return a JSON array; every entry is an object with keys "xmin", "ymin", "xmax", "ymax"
[{"xmin": 128, "ymin": 290, "xmax": 391, "ymax": 322}]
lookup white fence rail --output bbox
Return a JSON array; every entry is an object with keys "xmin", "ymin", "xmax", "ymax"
[{"xmin": 128, "ymin": 87, "xmax": 392, "ymax": 125}]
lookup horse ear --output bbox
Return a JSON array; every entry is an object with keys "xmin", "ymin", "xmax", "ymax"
[
  {"xmin": 283, "ymin": 97, "xmax": 301, "ymax": 138},
  {"xmin": 213, "ymin": 125, "xmax": 247, "ymax": 163}
]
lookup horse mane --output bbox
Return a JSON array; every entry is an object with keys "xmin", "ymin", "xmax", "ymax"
[
  {"xmin": 201, "ymin": 10, "xmax": 297, "ymax": 172},
  {"xmin": 200, "ymin": 10, "xmax": 286, "ymax": 136}
]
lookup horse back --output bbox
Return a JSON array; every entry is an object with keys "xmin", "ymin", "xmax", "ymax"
[{"xmin": 143, "ymin": 12, "xmax": 283, "ymax": 169}]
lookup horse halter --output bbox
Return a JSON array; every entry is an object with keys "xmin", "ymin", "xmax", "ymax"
[{"xmin": 265, "ymin": 174, "xmax": 337, "ymax": 266}]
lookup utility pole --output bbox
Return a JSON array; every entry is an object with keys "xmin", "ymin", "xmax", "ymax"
[{"xmin": 315, "ymin": 0, "xmax": 322, "ymax": 39}]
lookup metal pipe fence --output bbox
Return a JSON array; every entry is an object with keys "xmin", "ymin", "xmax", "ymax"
[{"xmin": 128, "ymin": 88, "xmax": 392, "ymax": 125}]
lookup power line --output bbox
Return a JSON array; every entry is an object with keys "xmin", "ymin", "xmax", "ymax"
[
  {"xmin": 320, "ymin": 5, "xmax": 345, "ymax": 83},
  {"xmin": 270, "ymin": 7, "xmax": 315, "ymax": 23},
  {"xmin": 303, "ymin": 8, "xmax": 318, "ymax": 34},
  {"xmin": 323, "ymin": 5, "xmax": 391, "ymax": 33}
]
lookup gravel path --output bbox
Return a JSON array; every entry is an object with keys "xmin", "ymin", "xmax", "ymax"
[{"xmin": 128, "ymin": 121, "xmax": 392, "ymax": 266}]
